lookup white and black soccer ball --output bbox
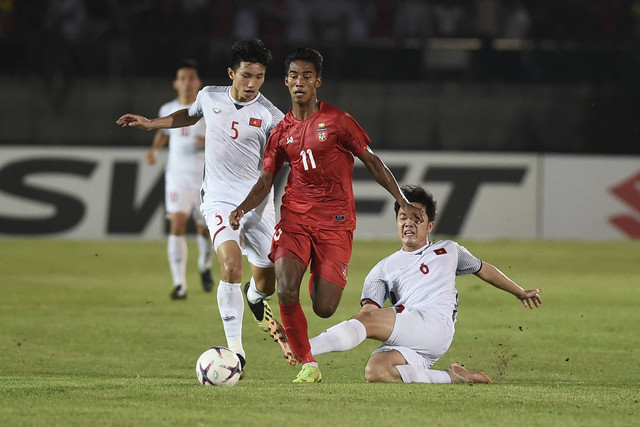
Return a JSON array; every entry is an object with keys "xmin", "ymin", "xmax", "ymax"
[{"xmin": 195, "ymin": 347, "xmax": 242, "ymax": 387}]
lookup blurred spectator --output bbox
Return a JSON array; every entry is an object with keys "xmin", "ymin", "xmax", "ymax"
[
  {"xmin": 372, "ymin": 0, "xmax": 394, "ymax": 38},
  {"xmin": 209, "ymin": 0, "xmax": 232, "ymax": 38},
  {"xmin": 432, "ymin": 0, "xmax": 471, "ymax": 37},
  {"xmin": 394, "ymin": 0, "xmax": 430, "ymax": 38},
  {"xmin": 313, "ymin": 0, "xmax": 347, "ymax": 41},
  {"xmin": 475, "ymin": 0, "xmax": 501, "ymax": 38},
  {"xmin": 633, "ymin": 0, "xmax": 640, "ymax": 37},
  {"xmin": 175, "ymin": 0, "xmax": 210, "ymax": 36},
  {"xmin": 261, "ymin": 0, "xmax": 287, "ymax": 44},
  {"xmin": 285, "ymin": 0, "xmax": 315, "ymax": 43},
  {"xmin": 232, "ymin": 0, "xmax": 260, "ymax": 39},
  {"xmin": 0, "ymin": 0, "xmax": 14, "ymax": 37},
  {"xmin": 342, "ymin": 0, "xmax": 376, "ymax": 41},
  {"xmin": 592, "ymin": 0, "xmax": 623, "ymax": 40},
  {"xmin": 501, "ymin": 0, "xmax": 532, "ymax": 39},
  {"xmin": 42, "ymin": 0, "xmax": 89, "ymax": 107}
]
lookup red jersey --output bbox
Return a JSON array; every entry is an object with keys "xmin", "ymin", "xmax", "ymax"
[{"xmin": 263, "ymin": 102, "xmax": 371, "ymax": 230}]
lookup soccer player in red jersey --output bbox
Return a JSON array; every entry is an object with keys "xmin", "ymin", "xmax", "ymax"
[{"xmin": 229, "ymin": 47, "xmax": 424, "ymax": 383}]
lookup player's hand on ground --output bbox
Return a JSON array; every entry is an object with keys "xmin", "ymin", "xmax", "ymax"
[
  {"xmin": 116, "ymin": 114, "xmax": 152, "ymax": 130},
  {"xmin": 519, "ymin": 288, "xmax": 542, "ymax": 309},
  {"xmin": 229, "ymin": 209, "xmax": 244, "ymax": 230}
]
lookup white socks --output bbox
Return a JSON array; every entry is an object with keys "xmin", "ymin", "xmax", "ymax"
[
  {"xmin": 310, "ymin": 319, "xmax": 367, "ymax": 356},
  {"xmin": 394, "ymin": 365, "xmax": 452, "ymax": 384},
  {"xmin": 246, "ymin": 277, "xmax": 269, "ymax": 304},
  {"xmin": 217, "ymin": 280, "xmax": 245, "ymax": 358},
  {"xmin": 196, "ymin": 233, "xmax": 212, "ymax": 272},
  {"xmin": 168, "ymin": 234, "xmax": 187, "ymax": 286}
]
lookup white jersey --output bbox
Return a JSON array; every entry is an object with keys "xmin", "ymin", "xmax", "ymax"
[
  {"xmin": 361, "ymin": 240, "xmax": 482, "ymax": 321},
  {"xmin": 159, "ymin": 99, "xmax": 206, "ymax": 189},
  {"xmin": 188, "ymin": 86, "xmax": 284, "ymax": 207}
]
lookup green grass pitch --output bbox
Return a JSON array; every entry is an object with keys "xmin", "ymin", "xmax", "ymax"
[{"xmin": 1, "ymin": 238, "xmax": 639, "ymax": 426}]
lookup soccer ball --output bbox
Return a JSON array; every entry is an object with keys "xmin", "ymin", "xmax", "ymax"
[{"xmin": 195, "ymin": 346, "xmax": 242, "ymax": 387}]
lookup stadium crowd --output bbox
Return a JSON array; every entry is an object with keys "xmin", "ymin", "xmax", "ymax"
[{"xmin": 0, "ymin": 0, "xmax": 638, "ymax": 79}]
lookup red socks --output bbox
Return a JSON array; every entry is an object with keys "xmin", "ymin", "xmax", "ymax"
[{"xmin": 279, "ymin": 301, "xmax": 315, "ymax": 364}]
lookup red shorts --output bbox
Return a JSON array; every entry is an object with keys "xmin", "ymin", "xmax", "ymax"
[{"xmin": 269, "ymin": 221, "xmax": 353, "ymax": 288}]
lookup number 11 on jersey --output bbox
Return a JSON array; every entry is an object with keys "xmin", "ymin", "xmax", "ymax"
[{"xmin": 301, "ymin": 149, "xmax": 316, "ymax": 170}]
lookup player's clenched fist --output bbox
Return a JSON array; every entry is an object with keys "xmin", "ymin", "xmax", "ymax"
[{"xmin": 229, "ymin": 209, "xmax": 244, "ymax": 230}]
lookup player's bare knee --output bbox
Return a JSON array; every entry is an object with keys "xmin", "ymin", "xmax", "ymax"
[
  {"xmin": 277, "ymin": 285, "xmax": 300, "ymax": 305},
  {"xmin": 219, "ymin": 260, "xmax": 242, "ymax": 280},
  {"xmin": 364, "ymin": 364, "xmax": 389, "ymax": 383},
  {"xmin": 312, "ymin": 302, "xmax": 337, "ymax": 318}
]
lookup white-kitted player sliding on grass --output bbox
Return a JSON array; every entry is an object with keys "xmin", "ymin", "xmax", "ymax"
[{"xmin": 303, "ymin": 184, "xmax": 543, "ymax": 383}]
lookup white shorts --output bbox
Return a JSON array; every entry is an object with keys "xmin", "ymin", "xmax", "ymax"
[
  {"xmin": 201, "ymin": 200, "xmax": 275, "ymax": 268},
  {"xmin": 165, "ymin": 184, "xmax": 205, "ymax": 226},
  {"xmin": 372, "ymin": 308, "xmax": 455, "ymax": 369}
]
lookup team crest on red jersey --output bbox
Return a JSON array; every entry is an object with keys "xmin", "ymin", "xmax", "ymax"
[
  {"xmin": 342, "ymin": 263, "xmax": 348, "ymax": 278},
  {"xmin": 316, "ymin": 122, "xmax": 327, "ymax": 141},
  {"xmin": 434, "ymin": 248, "xmax": 447, "ymax": 255},
  {"xmin": 249, "ymin": 117, "xmax": 262, "ymax": 127}
]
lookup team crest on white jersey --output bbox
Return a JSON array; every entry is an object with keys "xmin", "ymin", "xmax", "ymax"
[{"xmin": 213, "ymin": 108, "xmax": 221, "ymax": 114}]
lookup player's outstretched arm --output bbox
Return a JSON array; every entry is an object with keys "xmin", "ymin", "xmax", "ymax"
[
  {"xmin": 475, "ymin": 262, "xmax": 542, "ymax": 309},
  {"xmin": 116, "ymin": 109, "xmax": 199, "ymax": 131},
  {"xmin": 358, "ymin": 147, "xmax": 424, "ymax": 223},
  {"xmin": 229, "ymin": 170, "xmax": 275, "ymax": 230}
]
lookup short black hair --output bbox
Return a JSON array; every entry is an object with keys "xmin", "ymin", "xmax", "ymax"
[
  {"xmin": 176, "ymin": 58, "xmax": 199, "ymax": 73},
  {"xmin": 285, "ymin": 48, "xmax": 323, "ymax": 77},
  {"xmin": 230, "ymin": 39, "xmax": 273, "ymax": 70},
  {"xmin": 394, "ymin": 184, "xmax": 437, "ymax": 222}
]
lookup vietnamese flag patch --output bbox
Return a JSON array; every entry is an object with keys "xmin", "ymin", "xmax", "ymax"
[
  {"xmin": 249, "ymin": 117, "xmax": 262, "ymax": 127},
  {"xmin": 434, "ymin": 248, "xmax": 447, "ymax": 255}
]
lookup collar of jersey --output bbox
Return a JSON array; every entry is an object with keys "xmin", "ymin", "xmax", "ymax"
[
  {"xmin": 227, "ymin": 87, "xmax": 261, "ymax": 106},
  {"xmin": 401, "ymin": 240, "xmax": 432, "ymax": 255}
]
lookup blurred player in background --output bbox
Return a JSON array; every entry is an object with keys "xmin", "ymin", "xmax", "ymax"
[
  {"xmin": 308, "ymin": 184, "xmax": 543, "ymax": 383},
  {"xmin": 117, "ymin": 39, "xmax": 285, "ymax": 372},
  {"xmin": 229, "ymin": 48, "xmax": 424, "ymax": 383},
  {"xmin": 143, "ymin": 59, "xmax": 213, "ymax": 300}
]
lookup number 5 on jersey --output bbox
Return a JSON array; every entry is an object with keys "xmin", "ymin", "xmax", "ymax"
[{"xmin": 231, "ymin": 121, "xmax": 239, "ymax": 139}]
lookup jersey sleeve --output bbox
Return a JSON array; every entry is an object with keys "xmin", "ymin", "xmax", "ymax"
[
  {"xmin": 188, "ymin": 89, "xmax": 205, "ymax": 118},
  {"xmin": 267, "ymin": 107, "xmax": 285, "ymax": 138},
  {"xmin": 340, "ymin": 113, "xmax": 371, "ymax": 157},
  {"xmin": 455, "ymin": 242, "xmax": 482, "ymax": 276},
  {"xmin": 262, "ymin": 127, "xmax": 285, "ymax": 176},
  {"xmin": 360, "ymin": 257, "xmax": 390, "ymax": 307},
  {"xmin": 192, "ymin": 117, "xmax": 206, "ymax": 138}
]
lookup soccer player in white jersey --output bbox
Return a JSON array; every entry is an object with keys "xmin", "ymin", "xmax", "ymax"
[
  {"xmin": 116, "ymin": 39, "xmax": 285, "ymax": 372},
  {"xmin": 144, "ymin": 59, "xmax": 214, "ymax": 300},
  {"xmin": 307, "ymin": 184, "xmax": 543, "ymax": 383}
]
